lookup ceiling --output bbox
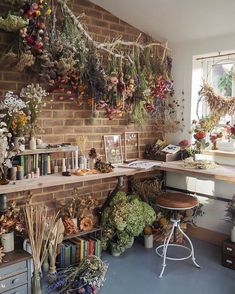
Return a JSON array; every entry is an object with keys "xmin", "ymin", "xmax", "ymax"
[{"xmin": 91, "ymin": 0, "xmax": 235, "ymax": 43}]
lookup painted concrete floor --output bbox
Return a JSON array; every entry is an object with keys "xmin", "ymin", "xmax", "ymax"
[{"xmin": 100, "ymin": 238, "xmax": 235, "ymax": 294}]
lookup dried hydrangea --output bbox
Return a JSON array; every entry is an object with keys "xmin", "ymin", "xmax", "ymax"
[{"xmin": 0, "ymin": 15, "xmax": 28, "ymax": 32}]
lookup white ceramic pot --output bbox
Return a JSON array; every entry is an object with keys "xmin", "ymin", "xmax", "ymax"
[
  {"xmin": 1, "ymin": 231, "xmax": 14, "ymax": 252},
  {"xmin": 144, "ymin": 234, "xmax": 153, "ymax": 249},
  {"xmin": 231, "ymin": 226, "xmax": 235, "ymax": 243}
]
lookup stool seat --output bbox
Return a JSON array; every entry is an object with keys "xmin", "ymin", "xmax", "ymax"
[{"xmin": 156, "ymin": 192, "xmax": 198, "ymax": 210}]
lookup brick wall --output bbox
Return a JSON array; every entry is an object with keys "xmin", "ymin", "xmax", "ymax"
[{"xmin": 0, "ymin": 0, "xmax": 164, "ymax": 209}]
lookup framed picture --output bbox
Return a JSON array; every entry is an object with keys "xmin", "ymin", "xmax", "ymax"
[
  {"xmin": 104, "ymin": 135, "xmax": 123, "ymax": 164},
  {"xmin": 124, "ymin": 132, "xmax": 140, "ymax": 162}
]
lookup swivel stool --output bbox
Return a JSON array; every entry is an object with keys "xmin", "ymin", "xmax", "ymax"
[{"xmin": 155, "ymin": 192, "xmax": 200, "ymax": 277}]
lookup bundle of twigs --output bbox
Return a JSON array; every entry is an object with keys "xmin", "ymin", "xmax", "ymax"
[{"xmin": 24, "ymin": 204, "xmax": 58, "ymax": 275}]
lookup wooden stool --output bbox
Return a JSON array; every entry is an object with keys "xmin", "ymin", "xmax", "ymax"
[{"xmin": 155, "ymin": 192, "xmax": 200, "ymax": 277}]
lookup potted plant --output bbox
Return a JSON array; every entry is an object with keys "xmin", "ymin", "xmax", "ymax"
[
  {"xmin": 225, "ymin": 195, "xmax": 235, "ymax": 242},
  {"xmin": 101, "ymin": 191, "xmax": 156, "ymax": 256}
]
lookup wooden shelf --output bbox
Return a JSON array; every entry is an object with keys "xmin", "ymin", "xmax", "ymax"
[
  {"xmin": 0, "ymin": 167, "xmax": 151, "ymax": 194},
  {"xmin": 63, "ymin": 227, "xmax": 102, "ymax": 240},
  {"xmin": 21, "ymin": 145, "xmax": 78, "ymax": 155}
]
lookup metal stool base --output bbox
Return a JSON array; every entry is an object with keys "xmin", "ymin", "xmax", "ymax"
[{"xmin": 156, "ymin": 218, "xmax": 200, "ymax": 278}]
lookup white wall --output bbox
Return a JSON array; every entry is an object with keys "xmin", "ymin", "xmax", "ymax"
[{"xmin": 166, "ymin": 33, "xmax": 235, "ymax": 234}]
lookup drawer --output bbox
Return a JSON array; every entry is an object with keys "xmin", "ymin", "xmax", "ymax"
[
  {"xmin": 2, "ymin": 284, "xmax": 28, "ymax": 294},
  {"xmin": 222, "ymin": 254, "xmax": 235, "ymax": 270},
  {"xmin": 222, "ymin": 241, "xmax": 235, "ymax": 257},
  {"xmin": 0, "ymin": 272, "xmax": 27, "ymax": 294},
  {"xmin": 0, "ymin": 261, "xmax": 27, "ymax": 279}
]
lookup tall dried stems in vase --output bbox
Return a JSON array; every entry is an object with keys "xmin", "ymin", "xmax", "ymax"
[{"xmin": 24, "ymin": 204, "xmax": 58, "ymax": 294}]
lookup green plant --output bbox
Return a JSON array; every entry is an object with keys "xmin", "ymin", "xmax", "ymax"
[
  {"xmin": 101, "ymin": 191, "xmax": 156, "ymax": 255},
  {"xmin": 218, "ymin": 69, "xmax": 232, "ymax": 97}
]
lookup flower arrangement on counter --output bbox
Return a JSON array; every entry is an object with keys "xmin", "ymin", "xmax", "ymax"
[
  {"xmin": 101, "ymin": 191, "xmax": 156, "ymax": 256},
  {"xmin": 0, "ymin": 0, "xmax": 179, "ymax": 127}
]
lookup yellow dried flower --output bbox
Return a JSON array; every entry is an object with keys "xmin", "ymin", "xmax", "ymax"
[{"xmin": 46, "ymin": 8, "xmax": 52, "ymax": 16}]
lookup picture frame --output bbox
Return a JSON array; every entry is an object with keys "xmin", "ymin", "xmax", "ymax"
[
  {"xmin": 124, "ymin": 132, "xmax": 140, "ymax": 162},
  {"xmin": 104, "ymin": 134, "xmax": 123, "ymax": 164}
]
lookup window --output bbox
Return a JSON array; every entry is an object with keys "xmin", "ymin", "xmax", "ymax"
[{"xmin": 192, "ymin": 52, "xmax": 235, "ymax": 129}]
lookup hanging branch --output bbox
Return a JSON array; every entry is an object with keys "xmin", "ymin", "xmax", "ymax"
[{"xmin": 57, "ymin": 0, "xmax": 171, "ymax": 61}]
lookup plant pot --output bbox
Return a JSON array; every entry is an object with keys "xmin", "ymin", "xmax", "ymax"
[
  {"xmin": 29, "ymin": 136, "xmax": 37, "ymax": 150},
  {"xmin": 144, "ymin": 234, "xmax": 153, "ymax": 249},
  {"xmin": 1, "ymin": 231, "xmax": 14, "ymax": 252},
  {"xmin": 231, "ymin": 226, "xmax": 235, "ymax": 243},
  {"xmin": 111, "ymin": 248, "xmax": 121, "ymax": 257},
  {"xmin": 126, "ymin": 237, "xmax": 134, "ymax": 249}
]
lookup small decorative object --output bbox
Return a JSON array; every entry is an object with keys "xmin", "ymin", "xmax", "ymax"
[
  {"xmin": 143, "ymin": 226, "xmax": 154, "ymax": 249},
  {"xmin": 80, "ymin": 216, "xmax": 93, "ymax": 231},
  {"xmin": 95, "ymin": 159, "xmax": 114, "ymax": 173},
  {"xmin": 209, "ymin": 132, "xmax": 223, "ymax": 150},
  {"xmin": 0, "ymin": 246, "xmax": 5, "ymax": 263},
  {"xmin": 225, "ymin": 195, "xmax": 235, "ymax": 243},
  {"xmin": 178, "ymin": 139, "xmax": 191, "ymax": 160},
  {"xmin": 124, "ymin": 132, "xmax": 140, "ymax": 162},
  {"xmin": 88, "ymin": 147, "xmax": 99, "ymax": 169},
  {"xmin": 101, "ymin": 191, "xmax": 156, "ymax": 255},
  {"xmin": 104, "ymin": 135, "xmax": 123, "ymax": 164}
]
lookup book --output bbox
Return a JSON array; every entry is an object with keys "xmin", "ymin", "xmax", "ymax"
[
  {"xmin": 65, "ymin": 241, "xmax": 76, "ymax": 265},
  {"xmin": 120, "ymin": 160, "xmax": 162, "ymax": 170}
]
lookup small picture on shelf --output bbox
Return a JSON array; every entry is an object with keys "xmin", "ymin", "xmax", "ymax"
[
  {"xmin": 124, "ymin": 132, "xmax": 140, "ymax": 162},
  {"xmin": 104, "ymin": 135, "xmax": 123, "ymax": 164}
]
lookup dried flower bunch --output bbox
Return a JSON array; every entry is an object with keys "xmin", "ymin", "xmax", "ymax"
[
  {"xmin": 0, "ymin": 201, "xmax": 25, "ymax": 235},
  {"xmin": 45, "ymin": 255, "xmax": 108, "ymax": 293},
  {"xmin": 1, "ymin": 0, "xmax": 178, "ymax": 127},
  {"xmin": 20, "ymin": 83, "xmax": 48, "ymax": 136},
  {"xmin": 0, "ymin": 122, "xmax": 18, "ymax": 181},
  {"xmin": 199, "ymin": 82, "xmax": 235, "ymax": 117},
  {"xmin": 0, "ymin": 14, "xmax": 28, "ymax": 32}
]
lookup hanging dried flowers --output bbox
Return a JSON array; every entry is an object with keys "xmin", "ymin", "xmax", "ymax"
[
  {"xmin": 0, "ymin": 14, "xmax": 28, "ymax": 32},
  {"xmin": 0, "ymin": 247, "xmax": 5, "ymax": 263},
  {"xmin": 199, "ymin": 82, "xmax": 235, "ymax": 117}
]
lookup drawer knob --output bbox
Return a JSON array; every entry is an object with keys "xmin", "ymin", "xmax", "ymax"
[
  {"xmin": 13, "ymin": 292, "xmax": 20, "ymax": 294},
  {"xmin": 226, "ymin": 259, "xmax": 232, "ymax": 264},
  {"xmin": 0, "ymin": 284, "xmax": 6, "ymax": 288},
  {"xmin": 12, "ymin": 278, "xmax": 19, "ymax": 284},
  {"xmin": 226, "ymin": 247, "xmax": 232, "ymax": 252}
]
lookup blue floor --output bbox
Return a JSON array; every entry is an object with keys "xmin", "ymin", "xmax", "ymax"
[{"xmin": 100, "ymin": 238, "xmax": 235, "ymax": 294}]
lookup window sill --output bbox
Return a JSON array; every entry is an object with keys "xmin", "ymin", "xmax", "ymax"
[{"xmin": 203, "ymin": 149, "xmax": 235, "ymax": 159}]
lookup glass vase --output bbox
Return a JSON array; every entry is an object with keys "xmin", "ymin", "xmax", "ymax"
[{"xmin": 32, "ymin": 270, "xmax": 42, "ymax": 294}]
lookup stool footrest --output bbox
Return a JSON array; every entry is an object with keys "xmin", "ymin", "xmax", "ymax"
[{"xmin": 156, "ymin": 244, "xmax": 192, "ymax": 261}]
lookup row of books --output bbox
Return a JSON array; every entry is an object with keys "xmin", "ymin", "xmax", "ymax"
[
  {"xmin": 13, "ymin": 154, "xmax": 51, "ymax": 177},
  {"xmin": 59, "ymin": 237, "xmax": 102, "ymax": 268}
]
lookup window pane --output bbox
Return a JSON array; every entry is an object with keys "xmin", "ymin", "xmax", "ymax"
[{"xmin": 212, "ymin": 63, "xmax": 233, "ymax": 97}]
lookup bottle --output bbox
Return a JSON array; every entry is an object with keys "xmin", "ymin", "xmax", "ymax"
[{"xmin": 29, "ymin": 136, "xmax": 36, "ymax": 150}]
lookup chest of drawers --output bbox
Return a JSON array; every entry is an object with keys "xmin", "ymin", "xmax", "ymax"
[
  {"xmin": 0, "ymin": 251, "xmax": 31, "ymax": 294},
  {"xmin": 222, "ymin": 239, "xmax": 235, "ymax": 270}
]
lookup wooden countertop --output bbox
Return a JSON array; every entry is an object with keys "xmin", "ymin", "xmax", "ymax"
[
  {"xmin": 156, "ymin": 161, "xmax": 235, "ymax": 184},
  {"xmin": 0, "ymin": 250, "xmax": 31, "ymax": 268},
  {"xmin": 0, "ymin": 160, "xmax": 234, "ymax": 194}
]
